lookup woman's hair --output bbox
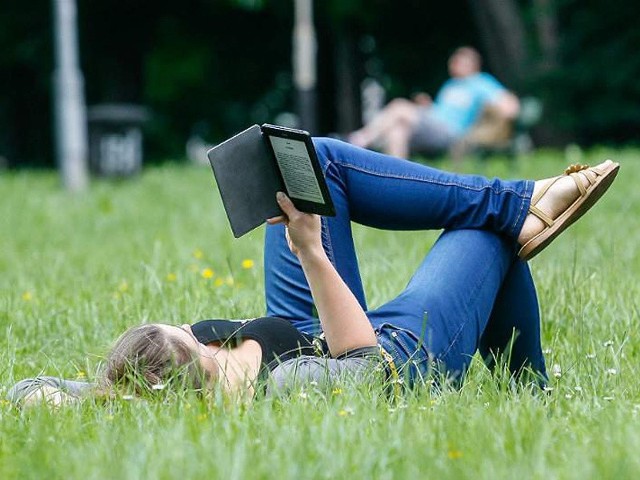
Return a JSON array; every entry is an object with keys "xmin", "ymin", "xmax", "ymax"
[{"xmin": 101, "ymin": 324, "xmax": 208, "ymax": 394}]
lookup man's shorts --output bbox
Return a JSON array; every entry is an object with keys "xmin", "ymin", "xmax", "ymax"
[{"xmin": 409, "ymin": 108, "xmax": 457, "ymax": 154}]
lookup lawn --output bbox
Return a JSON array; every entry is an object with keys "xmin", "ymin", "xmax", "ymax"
[{"xmin": 1, "ymin": 148, "xmax": 639, "ymax": 479}]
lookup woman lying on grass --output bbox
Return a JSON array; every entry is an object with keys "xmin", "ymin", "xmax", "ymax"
[{"xmin": 9, "ymin": 139, "xmax": 620, "ymax": 405}]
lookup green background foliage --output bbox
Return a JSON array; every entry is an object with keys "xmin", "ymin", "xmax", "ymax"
[{"xmin": 2, "ymin": 0, "xmax": 639, "ymax": 167}]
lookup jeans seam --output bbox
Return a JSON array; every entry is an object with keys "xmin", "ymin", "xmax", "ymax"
[
  {"xmin": 509, "ymin": 180, "xmax": 533, "ymax": 237},
  {"xmin": 438, "ymin": 322, "xmax": 466, "ymax": 361},
  {"xmin": 334, "ymin": 161, "xmax": 528, "ymax": 196},
  {"xmin": 321, "ymin": 216, "xmax": 335, "ymax": 265},
  {"xmin": 321, "ymin": 159, "xmax": 337, "ymax": 265}
]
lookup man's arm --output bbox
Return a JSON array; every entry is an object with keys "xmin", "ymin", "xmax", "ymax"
[
  {"xmin": 489, "ymin": 90, "xmax": 520, "ymax": 120},
  {"xmin": 266, "ymin": 193, "xmax": 377, "ymax": 357}
]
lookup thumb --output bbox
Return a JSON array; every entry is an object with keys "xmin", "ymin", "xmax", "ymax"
[{"xmin": 276, "ymin": 191, "xmax": 296, "ymax": 215}]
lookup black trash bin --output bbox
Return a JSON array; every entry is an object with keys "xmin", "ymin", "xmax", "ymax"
[{"xmin": 87, "ymin": 104, "xmax": 150, "ymax": 177}]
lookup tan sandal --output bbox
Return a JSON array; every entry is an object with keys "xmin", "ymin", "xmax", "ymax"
[{"xmin": 518, "ymin": 160, "xmax": 620, "ymax": 261}]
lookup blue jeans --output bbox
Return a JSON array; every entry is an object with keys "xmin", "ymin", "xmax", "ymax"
[{"xmin": 264, "ymin": 138, "xmax": 546, "ymax": 384}]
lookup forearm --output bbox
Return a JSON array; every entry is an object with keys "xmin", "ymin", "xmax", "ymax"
[
  {"xmin": 297, "ymin": 247, "xmax": 377, "ymax": 357},
  {"xmin": 269, "ymin": 192, "xmax": 377, "ymax": 356},
  {"xmin": 492, "ymin": 91, "xmax": 520, "ymax": 119}
]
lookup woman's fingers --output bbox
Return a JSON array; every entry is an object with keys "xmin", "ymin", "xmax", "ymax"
[
  {"xmin": 276, "ymin": 192, "xmax": 299, "ymax": 219},
  {"xmin": 266, "ymin": 193, "xmax": 297, "ymax": 225},
  {"xmin": 266, "ymin": 215, "xmax": 287, "ymax": 225},
  {"xmin": 272, "ymin": 192, "xmax": 322, "ymax": 255},
  {"xmin": 266, "ymin": 193, "xmax": 298, "ymax": 225}
]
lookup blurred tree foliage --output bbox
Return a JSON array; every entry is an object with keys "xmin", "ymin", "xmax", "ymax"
[
  {"xmin": 546, "ymin": 0, "xmax": 640, "ymax": 144},
  {"xmin": 1, "ymin": 0, "xmax": 638, "ymax": 166}
]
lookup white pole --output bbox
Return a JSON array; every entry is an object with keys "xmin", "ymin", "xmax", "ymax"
[
  {"xmin": 52, "ymin": 0, "xmax": 89, "ymax": 191},
  {"xmin": 293, "ymin": 0, "xmax": 317, "ymax": 133}
]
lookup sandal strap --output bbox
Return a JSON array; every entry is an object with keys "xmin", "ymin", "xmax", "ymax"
[
  {"xmin": 529, "ymin": 204, "xmax": 555, "ymax": 226},
  {"xmin": 584, "ymin": 168, "xmax": 600, "ymax": 183},
  {"xmin": 529, "ymin": 175, "xmax": 563, "ymax": 226},
  {"xmin": 530, "ymin": 176, "xmax": 561, "ymax": 205},
  {"xmin": 569, "ymin": 172, "xmax": 587, "ymax": 196},
  {"xmin": 528, "ymin": 163, "xmax": 599, "ymax": 226}
]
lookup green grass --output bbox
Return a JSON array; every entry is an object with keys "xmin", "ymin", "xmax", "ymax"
[{"xmin": 1, "ymin": 148, "xmax": 639, "ymax": 479}]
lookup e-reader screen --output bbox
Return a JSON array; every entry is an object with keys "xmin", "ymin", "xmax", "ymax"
[{"xmin": 267, "ymin": 136, "xmax": 326, "ymax": 204}]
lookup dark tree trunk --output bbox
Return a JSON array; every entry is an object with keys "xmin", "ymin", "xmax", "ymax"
[
  {"xmin": 333, "ymin": 30, "xmax": 360, "ymax": 133},
  {"xmin": 532, "ymin": 0, "xmax": 560, "ymax": 72},
  {"xmin": 531, "ymin": 0, "xmax": 568, "ymax": 145},
  {"xmin": 467, "ymin": 0, "xmax": 528, "ymax": 90}
]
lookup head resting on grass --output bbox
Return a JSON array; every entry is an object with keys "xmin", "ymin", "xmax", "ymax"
[{"xmin": 103, "ymin": 324, "xmax": 215, "ymax": 394}]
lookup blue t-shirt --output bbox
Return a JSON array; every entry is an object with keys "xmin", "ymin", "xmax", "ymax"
[{"xmin": 429, "ymin": 72, "xmax": 505, "ymax": 137}]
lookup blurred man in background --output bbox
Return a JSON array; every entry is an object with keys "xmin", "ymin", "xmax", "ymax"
[{"xmin": 348, "ymin": 46, "xmax": 520, "ymax": 158}]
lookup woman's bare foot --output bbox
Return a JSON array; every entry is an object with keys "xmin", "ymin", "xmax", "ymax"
[{"xmin": 517, "ymin": 160, "xmax": 619, "ymax": 259}]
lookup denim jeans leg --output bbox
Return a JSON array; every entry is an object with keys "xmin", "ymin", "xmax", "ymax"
[
  {"xmin": 264, "ymin": 214, "xmax": 366, "ymax": 335},
  {"xmin": 479, "ymin": 260, "xmax": 548, "ymax": 380},
  {"xmin": 265, "ymin": 138, "xmax": 535, "ymax": 338},
  {"xmin": 367, "ymin": 229, "xmax": 537, "ymax": 380},
  {"xmin": 264, "ymin": 143, "xmax": 368, "ymax": 334},
  {"xmin": 313, "ymin": 138, "xmax": 533, "ymax": 238}
]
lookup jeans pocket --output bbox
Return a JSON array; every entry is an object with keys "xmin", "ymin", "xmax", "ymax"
[{"xmin": 376, "ymin": 323, "xmax": 429, "ymax": 371}]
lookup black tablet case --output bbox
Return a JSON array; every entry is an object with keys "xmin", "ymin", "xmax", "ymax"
[{"xmin": 207, "ymin": 125, "xmax": 284, "ymax": 238}]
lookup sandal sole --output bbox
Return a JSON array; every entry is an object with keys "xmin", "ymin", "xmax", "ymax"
[{"xmin": 518, "ymin": 161, "xmax": 620, "ymax": 261}]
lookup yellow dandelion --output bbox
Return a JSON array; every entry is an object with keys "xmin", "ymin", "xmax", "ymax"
[
  {"xmin": 332, "ymin": 388, "xmax": 343, "ymax": 396},
  {"xmin": 447, "ymin": 450, "xmax": 463, "ymax": 459},
  {"xmin": 166, "ymin": 273, "xmax": 177, "ymax": 282},
  {"xmin": 214, "ymin": 278, "xmax": 224, "ymax": 287},
  {"xmin": 193, "ymin": 249, "xmax": 203, "ymax": 259},
  {"xmin": 118, "ymin": 281, "xmax": 129, "ymax": 293},
  {"xmin": 337, "ymin": 407, "xmax": 354, "ymax": 417},
  {"xmin": 76, "ymin": 371, "xmax": 86, "ymax": 379},
  {"xmin": 21, "ymin": 291, "xmax": 33, "ymax": 301},
  {"xmin": 241, "ymin": 259, "xmax": 255, "ymax": 269},
  {"xmin": 201, "ymin": 268, "xmax": 214, "ymax": 279}
]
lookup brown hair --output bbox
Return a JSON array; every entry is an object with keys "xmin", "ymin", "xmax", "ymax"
[{"xmin": 101, "ymin": 324, "xmax": 208, "ymax": 394}]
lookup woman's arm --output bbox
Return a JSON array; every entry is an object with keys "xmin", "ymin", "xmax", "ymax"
[{"xmin": 267, "ymin": 193, "xmax": 377, "ymax": 357}]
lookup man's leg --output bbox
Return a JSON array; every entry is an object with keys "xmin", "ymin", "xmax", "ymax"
[
  {"xmin": 385, "ymin": 122, "xmax": 415, "ymax": 158},
  {"xmin": 409, "ymin": 114, "xmax": 458, "ymax": 157},
  {"xmin": 349, "ymin": 98, "xmax": 420, "ymax": 151}
]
